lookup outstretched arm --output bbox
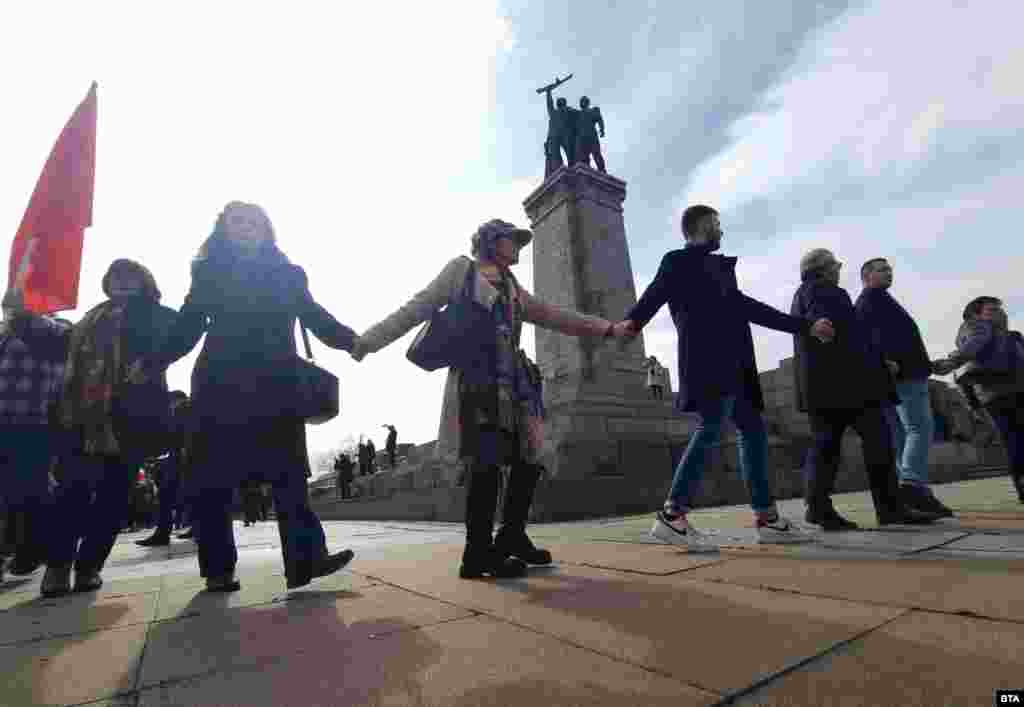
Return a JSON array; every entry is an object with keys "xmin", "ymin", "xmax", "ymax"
[
  {"xmin": 740, "ymin": 292, "xmax": 812, "ymax": 336},
  {"xmin": 521, "ymin": 289, "xmax": 611, "ymax": 337},
  {"xmin": 147, "ymin": 281, "xmax": 210, "ymax": 372},
  {"xmin": 295, "ymin": 268, "xmax": 356, "ymax": 352},
  {"xmin": 625, "ymin": 254, "xmax": 674, "ymax": 331},
  {"xmin": 358, "ymin": 257, "xmax": 467, "ymax": 355},
  {"xmin": 546, "ymin": 90, "xmax": 555, "ymax": 118}
]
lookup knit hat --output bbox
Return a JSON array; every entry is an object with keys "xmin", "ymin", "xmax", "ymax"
[{"xmin": 471, "ymin": 219, "xmax": 533, "ymax": 259}]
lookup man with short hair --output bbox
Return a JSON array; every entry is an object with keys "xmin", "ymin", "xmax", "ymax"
[
  {"xmin": 855, "ymin": 258, "xmax": 954, "ymax": 517},
  {"xmin": 618, "ymin": 205, "xmax": 835, "ymax": 548},
  {"xmin": 383, "ymin": 424, "xmax": 398, "ymax": 469}
]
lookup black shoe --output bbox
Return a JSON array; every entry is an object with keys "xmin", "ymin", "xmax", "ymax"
[
  {"xmin": 1013, "ymin": 476, "xmax": 1024, "ymax": 504},
  {"xmin": 459, "ymin": 551, "xmax": 528, "ymax": 580},
  {"xmin": 805, "ymin": 507, "xmax": 859, "ymax": 532},
  {"xmin": 205, "ymin": 573, "xmax": 241, "ymax": 592},
  {"xmin": 900, "ymin": 485, "xmax": 953, "ymax": 518},
  {"xmin": 41, "ymin": 566, "xmax": 73, "ymax": 598},
  {"xmin": 136, "ymin": 531, "xmax": 171, "ymax": 547},
  {"xmin": 176, "ymin": 528, "xmax": 194, "ymax": 539},
  {"xmin": 493, "ymin": 527, "xmax": 553, "ymax": 565},
  {"xmin": 73, "ymin": 571, "xmax": 103, "ymax": 593},
  {"xmin": 286, "ymin": 549, "xmax": 355, "ymax": 590},
  {"xmin": 7, "ymin": 557, "xmax": 42, "ymax": 576},
  {"xmin": 877, "ymin": 505, "xmax": 941, "ymax": 526}
]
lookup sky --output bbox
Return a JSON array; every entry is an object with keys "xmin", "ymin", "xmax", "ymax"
[{"xmin": 2, "ymin": 1, "xmax": 1019, "ymax": 474}]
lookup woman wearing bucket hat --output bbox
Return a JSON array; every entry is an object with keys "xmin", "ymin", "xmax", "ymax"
[{"xmin": 354, "ymin": 219, "xmax": 618, "ymax": 579}]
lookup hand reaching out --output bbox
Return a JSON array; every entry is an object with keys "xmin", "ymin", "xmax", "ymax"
[
  {"xmin": 885, "ymin": 359, "xmax": 900, "ymax": 377},
  {"xmin": 612, "ymin": 319, "xmax": 639, "ymax": 340},
  {"xmin": 350, "ymin": 337, "xmax": 367, "ymax": 363}
]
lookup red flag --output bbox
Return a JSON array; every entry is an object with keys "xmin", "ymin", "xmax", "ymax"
[{"xmin": 9, "ymin": 82, "xmax": 97, "ymax": 314}]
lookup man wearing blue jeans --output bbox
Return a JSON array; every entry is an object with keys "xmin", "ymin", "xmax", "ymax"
[
  {"xmin": 617, "ymin": 205, "xmax": 835, "ymax": 548},
  {"xmin": 855, "ymin": 259, "xmax": 953, "ymax": 517}
]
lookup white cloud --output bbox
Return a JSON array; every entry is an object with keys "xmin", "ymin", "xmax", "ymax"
[{"xmin": 0, "ymin": 1, "xmax": 526, "ymax": 460}]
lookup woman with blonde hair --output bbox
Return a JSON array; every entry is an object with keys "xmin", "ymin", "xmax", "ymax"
[
  {"xmin": 355, "ymin": 219, "xmax": 619, "ymax": 579},
  {"xmin": 132, "ymin": 201, "xmax": 359, "ymax": 592}
]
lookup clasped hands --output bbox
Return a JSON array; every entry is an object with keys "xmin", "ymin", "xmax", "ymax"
[{"xmin": 606, "ymin": 318, "xmax": 837, "ymax": 344}]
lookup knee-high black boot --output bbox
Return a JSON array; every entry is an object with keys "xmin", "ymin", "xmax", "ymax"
[
  {"xmin": 460, "ymin": 463, "xmax": 526, "ymax": 579},
  {"xmin": 494, "ymin": 463, "xmax": 552, "ymax": 564}
]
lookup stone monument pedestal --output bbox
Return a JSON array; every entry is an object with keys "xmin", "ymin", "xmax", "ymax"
[{"xmin": 523, "ymin": 165, "xmax": 691, "ymax": 519}]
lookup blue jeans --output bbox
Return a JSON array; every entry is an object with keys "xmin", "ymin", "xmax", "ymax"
[
  {"xmin": 666, "ymin": 395, "xmax": 775, "ymax": 514},
  {"xmin": 885, "ymin": 378, "xmax": 935, "ymax": 488}
]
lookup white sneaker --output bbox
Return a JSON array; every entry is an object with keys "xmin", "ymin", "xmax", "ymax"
[
  {"xmin": 756, "ymin": 516, "xmax": 816, "ymax": 544},
  {"xmin": 650, "ymin": 511, "xmax": 717, "ymax": 552}
]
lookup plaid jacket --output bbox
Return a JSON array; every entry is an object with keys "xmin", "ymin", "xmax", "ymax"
[{"xmin": 0, "ymin": 316, "xmax": 69, "ymax": 426}]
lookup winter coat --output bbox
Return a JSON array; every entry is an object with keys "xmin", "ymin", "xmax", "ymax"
[
  {"xmin": 854, "ymin": 288, "xmax": 932, "ymax": 382},
  {"xmin": 949, "ymin": 319, "xmax": 1024, "ymax": 407},
  {"xmin": 358, "ymin": 255, "xmax": 607, "ymax": 472},
  {"xmin": 148, "ymin": 255, "xmax": 355, "ymax": 489},
  {"xmin": 627, "ymin": 243, "xmax": 811, "ymax": 412},
  {"xmin": 791, "ymin": 278, "xmax": 898, "ymax": 413}
]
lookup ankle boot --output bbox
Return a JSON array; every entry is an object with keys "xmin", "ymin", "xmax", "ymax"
[
  {"xmin": 494, "ymin": 464, "xmax": 552, "ymax": 565},
  {"xmin": 136, "ymin": 529, "xmax": 171, "ymax": 547},
  {"xmin": 1012, "ymin": 475, "xmax": 1024, "ymax": 504},
  {"xmin": 41, "ymin": 565, "xmax": 73, "ymax": 598},
  {"xmin": 459, "ymin": 463, "xmax": 526, "ymax": 579}
]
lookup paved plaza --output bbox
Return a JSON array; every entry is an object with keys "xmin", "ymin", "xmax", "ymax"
[{"xmin": 2, "ymin": 476, "xmax": 1023, "ymax": 706}]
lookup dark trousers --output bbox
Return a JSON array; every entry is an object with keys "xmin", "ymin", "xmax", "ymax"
[
  {"xmin": 194, "ymin": 472, "xmax": 327, "ymax": 582},
  {"xmin": 986, "ymin": 392, "xmax": 1024, "ymax": 487},
  {"xmin": 49, "ymin": 453, "xmax": 141, "ymax": 572},
  {"xmin": 0, "ymin": 425, "xmax": 54, "ymax": 563},
  {"xmin": 805, "ymin": 406, "xmax": 901, "ymax": 514},
  {"xmin": 156, "ymin": 469, "xmax": 180, "ymax": 535}
]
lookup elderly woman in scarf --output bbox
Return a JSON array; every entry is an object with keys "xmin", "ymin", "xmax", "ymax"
[
  {"xmin": 354, "ymin": 219, "xmax": 620, "ymax": 579},
  {"xmin": 38, "ymin": 259, "xmax": 177, "ymax": 597}
]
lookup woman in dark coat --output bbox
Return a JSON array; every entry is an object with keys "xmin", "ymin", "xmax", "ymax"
[{"xmin": 133, "ymin": 201, "xmax": 358, "ymax": 592}]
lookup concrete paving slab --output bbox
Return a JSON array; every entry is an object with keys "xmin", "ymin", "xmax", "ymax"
[
  {"xmin": 733, "ymin": 611, "xmax": 1024, "ymax": 707},
  {"xmin": 545, "ymin": 540, "xmax": 726, "ymax": 575},
  {"xmin": 0, "ymin": 624, "xmax": 145, "ymax": 707},
  {"xmin": 138, "ymin": 615, "xmax": 716, "ymax": 707},
  {"xmin": 812, "ymin": 529, "xmax": 969, "ymax": 554},
  {"xmin": 441, "ymin": 566, "xmax": 903, "ymax": 695},
  {"xmin": 0, "ymin": 574, "xmax": 163, "ymax": 613},
  {"xmin": 949, "ymin": 515, "xmax": 1024, "ymax": 531},
  {"xmin": 945, "ymin": 533, "xmax": 1024, "ymax": 552},
  {"xmin": 687, "ymin": 555, "xmax": 1024, "ymax": 621},
  {"xmin": 139, "ymin": 583, "xmax": 473, "ymax": 688},
  {"xmin": 0, "ymin": 590, "xmax": 158, "ymax": 644}
]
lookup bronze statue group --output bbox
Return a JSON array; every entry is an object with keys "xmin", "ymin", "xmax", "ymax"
[{"xmin": 1, "ymin": 200, "xmax": 1021, "ymax": 594}]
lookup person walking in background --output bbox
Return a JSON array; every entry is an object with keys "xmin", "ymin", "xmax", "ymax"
[
  {"xmin": 366, "ymin": 438, "xmax": 377, "ymax": 474},
  {"xmin": 130, "ymin": 201, "xmax": 359, "ymax": 592},
  {"xmin": 792, "ymin": 249, "xmax": 940, "ymax": 530},
  {"xmin": 354, "ymin": 219, "xmax": 619, "ymax": 579},
  {"xmin": 334, "ymin": 453, "xmax": 355, "ymax": 499},
  {"xmin": 645, "ymin": 356, "xmax": 667, "ymax": 401},
  {"xmin": 383, "ymin": 424, "xmax": 398, "ymax": 469},
  {"xmin": 935, "ymin": 297, "xmax": 1024, "ymax": 503},
  {"xmin": 32, "ymin": 259, "xmax": 178, "ymax": 597},
  {"xmin": 855, "ymin": 258, "xmax": 954, "ymax": 517},
  {"xmin": 137, "ymin": 391, "xmax": 190, "ymax": 546},
  {"xmin": 0, "ymin": 291, "xmax": 70, "ymax": 579},
  {"xmin": 357, "ymin": 439, "xmax": 370, "ymax": 477},
  {"xmin": 619, "ymin": 205, "xmax": 833, "ymax": 549}
]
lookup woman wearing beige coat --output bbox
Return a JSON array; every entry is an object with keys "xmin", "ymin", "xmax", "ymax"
[{"xmin": 355, "ymin": 219, "xmax": 616, "ymax": 579}]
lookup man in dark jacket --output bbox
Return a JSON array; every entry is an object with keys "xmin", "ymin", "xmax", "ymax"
[
  {"xmin": 334, "ymin": 453, "xmax": 355, "ymax": 499},
  {"xmin": 619, "ymin": 205, "xmax": 835, "ymax": 548},
  {"xmin": 792, "ymin": 249, "xmax": 939, "ymax": 530},
  {"xmin": 855, "ymin": 258, "xmax": 953, "ymax": 517}
]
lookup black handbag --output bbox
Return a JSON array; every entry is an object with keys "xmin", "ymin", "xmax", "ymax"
[
  {"xmin": 295, "ymin": 322, "xmax": 340, "ymax": 425},
  {"xmin": 406, "ymin": 260, "xmax": 494, "ymax": 372}
]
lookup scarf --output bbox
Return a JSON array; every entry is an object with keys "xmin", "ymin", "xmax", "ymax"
[{"xmin": 60, "ymin": 301, "xmax": 127, "ymax": 455}]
